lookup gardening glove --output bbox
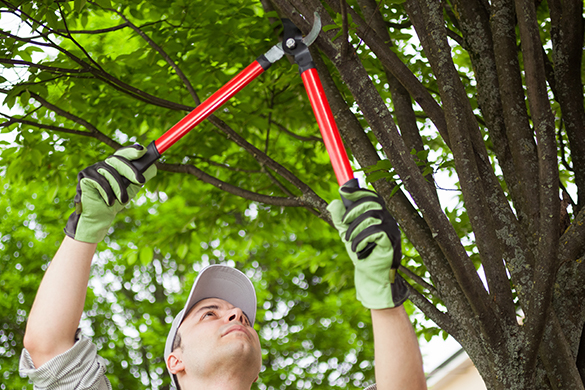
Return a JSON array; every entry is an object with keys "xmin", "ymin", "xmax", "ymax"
[
  {"xmin": 327, "ymin": 184, "xmax": 409, "ymax": 309},
  {"xmin": 64, "ymin": 144, "xmax": 157, "ymax": 243}
]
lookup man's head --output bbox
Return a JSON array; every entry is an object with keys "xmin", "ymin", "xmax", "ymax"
[{"xmin": 164, "ymin": 265, "xmax": 262, "ymax": 389}]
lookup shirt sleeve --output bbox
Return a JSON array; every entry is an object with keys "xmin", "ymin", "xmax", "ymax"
[{"xmin": 19, "ymin": 330, "xmax": 112, "ymax": 390}]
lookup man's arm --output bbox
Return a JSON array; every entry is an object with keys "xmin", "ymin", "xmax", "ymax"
[
  {"xmin": 23, "ymin": 237, "xmax": 96, "ymax": 367},
  {"xmin": 22, "ymin": 145, "xmax": 157, "ymax": 369},
  {"xmin": 327, "ymin": 184, "xmax": 427, "ymax": 390},
  {"xmin": 371, "ymin": 306, "xmax": 426, "ymax": 390}
]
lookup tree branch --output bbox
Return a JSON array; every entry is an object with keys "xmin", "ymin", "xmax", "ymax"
[
  {"xmin": 2, "ymin": 12, "xmax": 196, "ymax": 113},
  {"xmin": 182, "ymin": 155, "xmax": 262, "ymax": 173},
  {"xmin": 103, "ymin": 5, "xmax": 201, "ymax": 105},
  {"xmin": 265, "ymin": 116, "xmax": 323, "ymax": 142},
  {"xmin": 445, "ymin": 27, "xmax": 465, "ymax": 47},
  {"xmin": 0, "ymin": 116, "xmax": 122, "ymax": 149},
  {"xmin": 205, "ymin": 115, "xmax": 328, "ymax": 213},
  {"xmin": 385, "ymin": 21, "xmax": 412, "ymax": 30},
  {"xmin": 548, "ymin": 0, "xmax": 585, "ymax": 213},
  {"xmin": 558, "ymin": 205, "xmax": 585, "ymax": 266},
  {"xmin": 55, "ymin": 22, "xmax": 129, "ymax": 34},
  {"xmin": 356, "ymin": 0, "xmax": 438, "ymax": 202},
  {"xmin": 159, "ymin": 162, "xmax": 308, "ymax": 208},
  {"xmin": 23, "ymin": 91, "xmax": 121, "ymax": 149},
  {"xmin": 450, "ymin": 0, "xmax": 521, "ymax": 322},
  {"xmin": 490, "ymin": 0, "xmax": 540, "ymax": 239},
  {"xmin": 399, "ymin": 265, "xmax": 437, "ymax": 297},
  {"xmin": 331, "ymin": 0, "xmax": 451, "ymax": 145},
  {"xmin": 404, "ymin": 282, "xmax": 458, "ymax": 337},
  {"xmin": 277, "ymin": 0, "xmax": 491, "ymax": 330},
  {"xmin": 339, "ymin": 0, "xmax": 350, "ymax": 58},
  {"xmin": 0, "ymin": 59, "xmax": 89, "ymax": 78},
  {"xmin": 515, "ymin": 0, "xmax": 560, "ymax": 372},
  {"xmin": 262, "ymin": 167, "xmax": 296, "ymax": 198},
  {"xmin": 57, "ymin": 3, "xmax": 105, "ymax": 73}
]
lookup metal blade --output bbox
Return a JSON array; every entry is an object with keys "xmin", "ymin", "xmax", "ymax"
[{"xmin": 302, "ymin": 12, "xmax": 321, "ymax": 47}]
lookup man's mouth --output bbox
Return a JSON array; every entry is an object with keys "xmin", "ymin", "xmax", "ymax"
[{"xmin": 222, "ymin": 325, "xmax": 249, "ymax": 337}]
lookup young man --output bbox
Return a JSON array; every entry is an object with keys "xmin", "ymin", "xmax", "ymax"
[{"xmin": 19, "ymin": 145, "xmax": 427, "ymax": 389}]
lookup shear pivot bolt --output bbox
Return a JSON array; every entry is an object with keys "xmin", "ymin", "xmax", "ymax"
[{"xmin": 285, "ymin": 38, "xmax": 296, "ymax": 49}]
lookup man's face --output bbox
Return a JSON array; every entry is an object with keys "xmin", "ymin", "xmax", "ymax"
[{"xmin": 169, "ymin": 297, "xmax": 262, "ymax": 384}]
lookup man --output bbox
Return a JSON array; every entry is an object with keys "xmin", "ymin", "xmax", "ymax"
[{"xmin": 19, "ymin": 145, "xmax": 427, "ymax": 389}]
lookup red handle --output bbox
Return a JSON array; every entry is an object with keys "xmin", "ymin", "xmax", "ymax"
[
  {"xmin": 155, "ymin": 61, "xmax": 266, "ymax": 154},
  {"xmin": 301, "ymin": 68, "xmax": 354, "ymax": 186}
]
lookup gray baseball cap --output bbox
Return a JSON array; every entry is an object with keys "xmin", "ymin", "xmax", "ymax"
[{"xmin": 164, "ymin": 264, "xmax": 257, "ymax": 388}]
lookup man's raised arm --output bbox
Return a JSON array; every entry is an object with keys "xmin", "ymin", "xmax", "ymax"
[
  {"xmin": 328, "ymin": 184, "xmax": 427, "ymax": 390},
  {"xmin": 22, "ymin": 145, "xmax": 157, "ymax": 368},
  {"xmin": 23, "ymin": 238, "xmax": 97, "ymax": 367}
]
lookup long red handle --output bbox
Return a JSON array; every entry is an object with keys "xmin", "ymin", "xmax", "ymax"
[
  {"xmin": 155, "ymin": 61, "xmax": 266, "ymax": 154},
  {"xmin": 301, "ymin": 68, "xmax": 354, "ymax": 186}
]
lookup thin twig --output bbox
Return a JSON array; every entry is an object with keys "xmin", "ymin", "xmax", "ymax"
[
  {"xmin": 57, "ymin": 3, "xmax": 105, "ymax": 72},
  {"xmin": 557, "ymin": 117, "xmax": 573, "ymax": 172},
  {"xmin": 264, "ymin": 116, "xmax": 323, "ymax": 142},
  {"xmin": 160, "ymin": 162, "xmax": 305, "ymax": 207},
  {"xmin": 262, "ymin": 167, "xmax": 296, "ymax": 197},
  {"xmin": 399, "ymin": 264, "xmax": 438, "ymax": 296},
  {"xmin": 0, "ymin": 58, "xmax": 91, "ymax": 74},
  {"xmin": 340, "ymin": 0, "xmax": 349, "ymax": 57},
  {"xmin": 98, "ymin": 3, "xmax": 201, "ymax": 105},
  {"xmin": 445, "ymin": 27, "xmax": 464, "ymax": 47},
  {"xmin": 55, "ymin": 22, "xmax": 129, "ymax": 34},
  {"xmin": 403, "ymin": 281, "xmax": 456, "ymax": 336}
]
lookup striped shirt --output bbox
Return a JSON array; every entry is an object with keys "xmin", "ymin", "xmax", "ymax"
[{"xmin": 19, "ymin": 332, "xmax": 111, "ymax": 390}]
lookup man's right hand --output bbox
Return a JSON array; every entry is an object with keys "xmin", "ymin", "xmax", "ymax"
[{"xmin": 64, "ymin": 144, "xmax": 157, "ymax": 243}]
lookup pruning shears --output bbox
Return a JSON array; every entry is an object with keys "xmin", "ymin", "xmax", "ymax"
[{"xmin": 133, "ymin": 13, "xmax": 357, "ymax": 191}]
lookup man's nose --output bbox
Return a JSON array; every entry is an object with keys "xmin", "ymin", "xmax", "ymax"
[{"xmin": 226, "ymin": 307, "xmax": 246, "ymax": 324}]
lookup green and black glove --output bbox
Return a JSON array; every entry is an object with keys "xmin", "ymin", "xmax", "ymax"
[
  {"xmin": 327, "ymin": 184, "xmax": 409, "ymax": 309},
  {"xmin": 64, "ymin": 144, "xmax": 157, "ymax": 243}
]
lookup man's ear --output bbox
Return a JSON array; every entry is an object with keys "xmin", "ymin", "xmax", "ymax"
[{"xmin": 167, "ymin": 350, "xmax": 186, "ymax": 375}]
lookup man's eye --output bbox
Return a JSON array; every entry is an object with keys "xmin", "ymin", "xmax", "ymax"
[{"xmin": 202, "ymin": 311, "xmax": 216, "ymax": 320}]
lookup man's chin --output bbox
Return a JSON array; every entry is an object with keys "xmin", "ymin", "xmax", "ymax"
[{"xmin": 220, "ymin": 339, "xmax": 262, "ymax": 366}]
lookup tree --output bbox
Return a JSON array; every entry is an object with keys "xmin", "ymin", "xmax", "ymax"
[{"xmin": 1, "ymin": 0, "xmax": 584, "ymax": 389}]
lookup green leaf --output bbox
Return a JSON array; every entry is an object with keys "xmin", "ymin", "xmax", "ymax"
[
  {"xmin": 177, "ymin": 243, "xmax": 188, "ymax": 259},
  {"xmin": 365, "ymin": 170, "xmax": 392, "ymax": 183},
  {"xmin": 74, "ymin": 0, "xmax": 87, "ymax": 13},
  {"xmin": 46, "ymin": 185, "xmax": 59, "ymax": 203},
  {"xmin": 422, "ymin": 166, "xmax": 434, "ymax": 176},
  {"xmin": 322, "ymin": 24, "xmax": 340, "ymax": 32},
  {"xmin": 363, "ymin": 159, "xmax": 393, "ymax": 173},
  {"xmin": 93, "ymin": 0, "xmax": 112, "ymax": 8},
  {"xmin": 45, "ymin": 10, "xmax": 59, "ymax": 29},
  {"xmin": 129, "ymin": 8, "xmax": 143, "ymax": 19},
  {"xmin": 20, "ymin": 90, "xmax": 30, "ymax": 105},
  {"xmin": 416, "ymin": 149, "xmax": 429, "ymax": 161},
  {"xmin": 389, "ymin": 183, "xmax": 401, "ymax": 197},
  {"xmin": 264, "ymin": 10, "xmax": 279, "ymax": 19},
  {"xmin": 127, "ymin": 251, "xmax": 138, "ymax": 265},
  {"xmin": 30, "ymin": 148, "xmax": 43, "ymax": 167},
  {"xmin": 139, "ymin": 246, "xmax": 153, "ymax": 265}
]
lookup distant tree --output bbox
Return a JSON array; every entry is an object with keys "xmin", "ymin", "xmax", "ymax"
[{"xmin": 1, "ymin": 0, "xmax": 585, "ymax": 389}]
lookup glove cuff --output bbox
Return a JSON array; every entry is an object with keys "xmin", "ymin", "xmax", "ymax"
[{"xmin": 355, "ymin": 272, "xmax": 410, "ymax": 309}]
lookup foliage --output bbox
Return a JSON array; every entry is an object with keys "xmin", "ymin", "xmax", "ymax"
[{"xmin": 1, "ymin": 0, "xmax": 585, "ymax": 389}]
